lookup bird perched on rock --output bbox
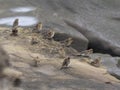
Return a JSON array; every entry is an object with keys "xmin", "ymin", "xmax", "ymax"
[
  {"xmin": 76, "ymin": 49, "xmax": 93, "ymax": 58},
  {"xmin": 37, "ymin": 22, "xmax": 43, "ymax": 31},
  {"xmin": 60, "ymin": 57, "xmax": 70, "ymax": 69},
  {"xmin": 90, "ymin": 57, "xmax": 101, "ymax": 67},
  {"xmin": 61, "ymin": 37, "xmax": 73, "ymax": 47},
  {"xmin": 32, "ymin": 22, "xmax": 43, "ymax": 33},
  {"xmin": 45, "ymin": 29, "xmax": 55, "ymax": 40},
  {"xmin": 10, "ymin": 19, "xmax": 19, "ymax": 36},
  {"xmin": 13, "ymin": 19, "xmax": 19, "ymax": 29},
  {"xmin": 81, "ymin": 49, "xmax": 93, "ymax": 56}
]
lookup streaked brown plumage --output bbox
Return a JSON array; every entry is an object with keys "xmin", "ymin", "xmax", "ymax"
[
  {"xmin": 45, "ymin": 30, "xmax": 55, "ymax": 40},
  {"xmin": 76, "ymin": 49, "xmax": 93, "ymax": 58},
  {"xmin": 13, "ymin": 19, "xmax": 19, "ymax": 28},
  {"xmin": 61, "ymin": 57, "xmax": 70, "ymax": 69},
  {"xmin": 90, "ymin": 57, "xmax": 101, "ymax": 67},
  {"xmin": 81, "ymin": 49, "xmax": 93, "ymax": 55},
  {"xmin": 33, "ymin": 22, "xmax": 43, "ymax": 33},
  {"xmin": 11, "ymin": 19, "xmax": 19, "ymax": 36},
  {"xmin": 61, "ymin": 37, "xmax": 73, "ymax": 47},
  {"xmin": 37, "ymin": 22, "xmax": 42, "ymax": 31}
]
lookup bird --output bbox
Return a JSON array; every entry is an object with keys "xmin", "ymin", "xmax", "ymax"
[
  {"xmin": 45, "ymin": 29, "xmax": 55, "ymax": 40},
  {"xmin": 10, "ymin": 18, "xmax": 19, "ymax": 36},
  {"xmin": 12, "ymin": 18, "xmax": 19, "ymax": 29},
  {"xmin": 61, "ymin": 37, "xmax": 73, "ymax": 47},
  {"xmin": 60, "ymin": 57, "xmax": 70, "ymax": 69},
  {"xmin": 32, "ymin": 22, "xmax": 43, "ymax": 33},
  {"xmin": 90, "ymin": 57, "xmax": 101, "ymax": 67},
  {"xmin": 75, "ymin": 49, "xmax": 93, "ymax": 58}
]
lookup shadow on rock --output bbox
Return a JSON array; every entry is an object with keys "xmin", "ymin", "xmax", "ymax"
[{"xmin": 64, "ymin": 19, "xmax": 120, "ymax": 57}]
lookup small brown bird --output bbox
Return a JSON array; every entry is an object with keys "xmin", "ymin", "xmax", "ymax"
[
  {"xmin": 31, "ymin": 36, "xmax": 38, "ymax": 45},
  {"xmin": 90, "ymin": 57, "xmax": 101, "ymax": 67},
  {"xmin": 87, "ymin": 49, "xmax": 93, "ymax": 54},
  {"xmin": 60, "ymin": 57, "xmax": 70, "ymax": 69},
  {"xmin": 76, "ymin": 49, "xmax": 93, "ymax": 58},
  {"xmin": 61, "ymin": 37, "xmax": 73, "ymax": 47},
  {"xmin": 33, "ymin": 22, "xmax": 43, "ymax": 33},
  {"xmin": 81, "ymin": 49, "xmax": 93, "ymax": 55},
  {"xmin": 37, "ymin": 22, "xmax": 43, "ymax": 31},
  {"xmin": 45, "ymin": 30, "xmax": 55, "ymax": 40},
  {"xmin": 13, "ymin": 19, "xmax": 19, "ymax": 29},
  {"xmin": 10, "ymin": 18, "xmax": 19, "ymax": 36}
]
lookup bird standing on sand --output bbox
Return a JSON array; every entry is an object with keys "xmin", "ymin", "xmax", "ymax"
[
  {"xmin": 60, "ymin": 57, "xmax": 70, "ymax": 69},
  {"xmin": 10, "ymin": 18, "xmax": 19, "ymax": 36}
]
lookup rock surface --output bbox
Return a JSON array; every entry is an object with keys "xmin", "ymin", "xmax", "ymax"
[
  {"xmin": 0, "ymin": 0, "xmax": 120, "ymax": 90},
  {"xmin": 0, "ymin": 27, "xmax": 119, "ymax": 90}
]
